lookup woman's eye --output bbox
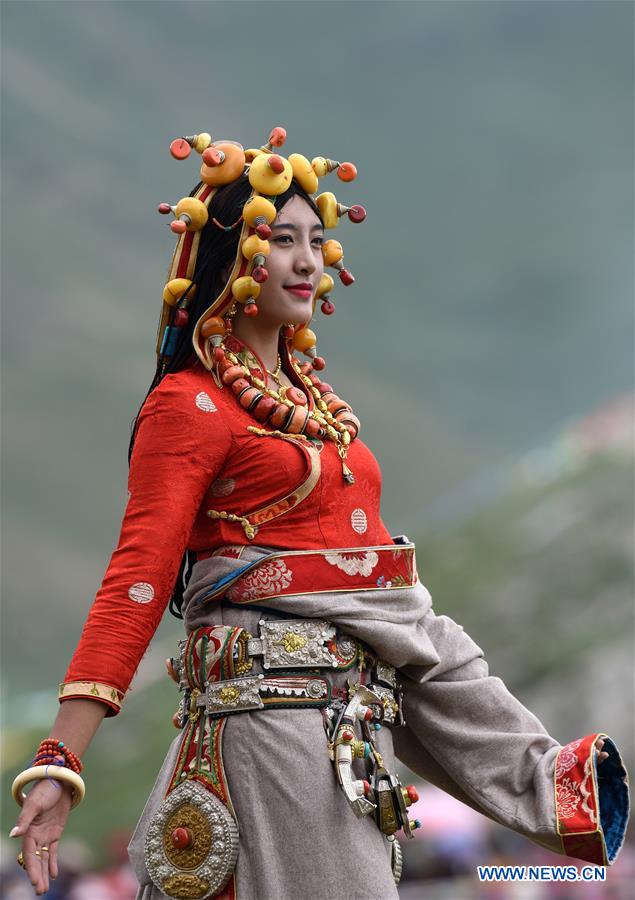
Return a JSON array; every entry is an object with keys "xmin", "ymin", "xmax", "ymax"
[
  {"xmin": 274, "ymin": 235, "xmax": 293, "ymax": 244},
  {"xmin": 312, "ymin": 237, "xmax": 324, "ymax": 247}
]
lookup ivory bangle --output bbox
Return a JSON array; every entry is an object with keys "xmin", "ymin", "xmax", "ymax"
[{"xmin": 11, "ymin": 766, "xmax": 86, "ymax": 809}]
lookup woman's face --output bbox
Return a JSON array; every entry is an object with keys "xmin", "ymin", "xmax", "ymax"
[{"xmin": 252, "ymin": 194, "xmax": 325, "ymax": 326}]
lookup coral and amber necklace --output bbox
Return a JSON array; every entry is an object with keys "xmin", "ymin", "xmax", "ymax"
[{"xmin": 213, "ymin": 342, "xmax": 360, "ymax": 484}]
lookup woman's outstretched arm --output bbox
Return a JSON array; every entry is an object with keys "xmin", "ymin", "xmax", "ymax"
[{"xmin": 9, "ymin": 698, "xmax": 108, "ymax": 896}]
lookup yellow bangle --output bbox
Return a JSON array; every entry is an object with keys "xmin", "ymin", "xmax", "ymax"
[{"xmin": 11, "ymin": 765, "xmax": 86, "ymax": 810}]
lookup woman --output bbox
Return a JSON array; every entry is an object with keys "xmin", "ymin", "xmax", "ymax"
[{"xmin": 10, "ymin": 128, "xmax": 629, "ymax": 899}]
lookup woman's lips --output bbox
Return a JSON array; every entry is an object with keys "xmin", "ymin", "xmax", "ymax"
[{"xmin": 285, "ymin": 287, "xmax": 312, "ymax": 299}]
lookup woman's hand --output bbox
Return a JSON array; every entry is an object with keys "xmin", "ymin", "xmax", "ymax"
[
  {"xmin": 10, "ymin": 778, "xmax": 73, "ymax": 896},
  {"xmin": 595, "ymin": 736, "xmax": 609, "ymax": 765}
]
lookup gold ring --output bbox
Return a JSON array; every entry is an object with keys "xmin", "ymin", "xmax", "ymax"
[
  {"xmin": 16, "ymin": 851, "xmax": 26, "ymax": 869},
  {"xmin": 41, "ymin": 846, "xmax": 50, "ymax": 853},
  {"xmin": 34, "ymin": 849, "xmax": 41, "ymax": 857}
]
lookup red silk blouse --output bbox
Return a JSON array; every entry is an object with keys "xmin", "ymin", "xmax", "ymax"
[{"xmin": 60, "ymin": 353, "xmax": 393, "ymax": 714}]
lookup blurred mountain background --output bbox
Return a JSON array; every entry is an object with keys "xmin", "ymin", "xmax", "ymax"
[{"xmin": 1, "ymin": 0, "xmax": 633, "ymax": 863}]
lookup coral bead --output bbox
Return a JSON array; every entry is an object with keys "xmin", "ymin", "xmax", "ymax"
[
  {"xmin": 316, "ymin": 381, "xmax": 332, "ymax": 393},
  {"xmin": 406, "ymin": 785, "xmax": 419, "ymax": 804},
  {"xmin": 173, "ymin": 308, "xmax": 189, "ymax": 327},
  {"xmin": 321, "ymin": 300, "xmax": 335, "ymax": 315},
  {"xmin": 202, "ymin": 146, "xmax": 224, "ymax": 167},
  {"xmin": 157, "ymin": 202, "xmax": 172, "ymax": 215},
  {"xmin": 286, "ymin": 387, "xmax": 308, "ymax": 406},
  {"xmin": 222, "ymin": 365, "xmax": 245, "ymax": 385},
  {"xmin": 170, "ymin": 138, "xmax": 191, "ymax": 160},
  {"xmin": 362, "ymin": 780, "xmax": 371, "ymax": 796},
  {"xmin": 165, "ymin": 658, "xmax": 179, "ymax": 682},
  {"xmin": 322, "ymin": 240, "xmax": 343, "ymax": 267},
  {"xmin": 231, "ymin": 378, "xmax": 250, "ymax": 395},
  {"xmin": 339, "ymin": 268, "xmax": 355, "ymax": 286},
  {"xmin": 269, "ymin": 126, "xmax": 287, "ymax": 147},
  {"xmin": 286, "ymin": 406, "xmax": 310, "ymax": 434},
  {"xmin": 268, "ymin": 154, "xmax": 285, "ymax": 174},
  {"xmin": 239, "ymin": 387, "xmax": 262, "ymax": 410},
  {"xmin": 337, "ymin": 162, "xmax": 357, "ymax": 182},
  {"xmin": 252, "ymin": 395, "xmax": 277, "ymax": 422},
  {"xmin": 170, "ymin": 220, "xmax": 187, "ymax": 234},
  {"xmin": 347, "ymin": 205, "xmax": 366, "ymax": 224},
  {"xmin": 255, "ymin": 223, "xmax": 272, "ymax": 239},
  {"xmin": 342, "ymin": 729, "xmax": 354, "ymax": 743},
  {"xmin": 304, "ymin": 417, "xmax": 322, "ymax": 438},
  {"xmin": 312, "ymin": 357, "xmax": 326, "ymax": 371},
  {"xmin": 244, "ymin": 302, "xmax": 259, "ymax": 316},
  {"xmin": 172, "ymin": 711, "xmax": 182, "ymax": 729},
  {"xmin": 201, "ymin": 315, "xmax": 226, "ymax": 339},
  {"xmin": 252, "ymin": 266, "xmax": 268, "ymax": 283},
  {"xmin": 171, "ymin": 828, "xmax": 192, "ymax": 849},
  {"xmin": 270, "ymin": 404, "xmax": 293, "ymax": 428}
]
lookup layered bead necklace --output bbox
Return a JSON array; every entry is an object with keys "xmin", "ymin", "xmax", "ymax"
[{"xmin": 213, "ymin": 342, "xmax": 360, "ymax": 484}]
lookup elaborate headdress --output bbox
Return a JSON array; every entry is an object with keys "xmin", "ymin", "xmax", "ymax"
[{"xmin": 156, "ymin": 126, "xmax": 366, "ymax": 375}]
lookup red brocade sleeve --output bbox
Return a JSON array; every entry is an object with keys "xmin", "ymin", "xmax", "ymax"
[{"xmin": 59, "ymin": 377, "xmax": 233, "ymax": 715}]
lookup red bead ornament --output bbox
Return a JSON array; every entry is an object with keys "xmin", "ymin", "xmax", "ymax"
[
  {"xmin": 286, "ymin": 387, "xmax": 308, "ymax": 406},
  {"xmin": 270, "ymin": 404, "xmax": 293, "ymax": 428},
  {"xmin": 304, "ymin": 418, "xmax": 323, "ymax": 438},
  {"xmin": 285, "ymin": 406, "xmax": 310, "ymax": 434},
  {"xmin": 244, "ymin": 301, "xmax": 259, "ymax": 316},
  {"xmin": 312, "ymin": 357, "xmax": 326, "ymax": 371},
  {"xmin": 252, "ymin": 395, "xmax": 277, "ymax": 422},
  {"xmin": 252, "ymin": 266, "xmax": 268, "ymax": 283},
  {"xmin": 171, "ymin": 828, "xmax": 192, "ymax": 849},
  {"xmin": 157, "ymin": 202, "xmax": 172, "ymax": 215},
  {"xmin": 321, "ymin": 300, "xmax": 335, "ymax": 315},
  {"xmin": 268, "ymin": 126, "xmax": 287, "ymax": 148},
  {"xmin": 170, "ymin": 220, "xmax": 187, "ymax": 235},
  {"xmin": 281, "ymin": 325, "xmax": 295, "ymax": 340},
  {"xmin": 213, "ymin": 346, "xmax": 226, "ymax": 365},
  {"xmin": 347, "ymin": 205, "xmax": 366, "ymax": 223},
  {"xmin": 337, "ymin": 162, "xmax": 357, "ymax": 182},
  {"xmin": 339, "ymin": 269, "xmax": 355, "ymax": 286},
  {"xmin": 173, "ymin": 308, "xmax": 189, "ymax": 327},
  {"xmin": 342, "ymin": 729, "xmax": 354, "ymax": 743},
  {"xmin": 239, "ymin": 387, "xmax": 262, "ymax": 410},
  {"xmin": 202, "ymin": 147, "xmax": 224, "ymax": 167},
  {"xmin": 222, "ymin": 365, "xmax": 245, "ymax": 385},
  {"xmin": 172, "ymin": 711, "xmax": 182, "ymax": 729},
  {"xmin": 255, "ymin": 223, "xmax": 272, "ymax": 239},
  {"xmin": 268, "ymin": 154, "xmax": 285, "ymax": 174},
  {"xmin": 362, "ymin": 780, "xmax": 371, "ymax": 796},
  {"xmin": 170, "ymin": 138, "xmax": 191, "ymax": 160},
  {"xmin": 231, "ymin": 377, "xmax": 251, "ymax": 395},
  {"xmin": 406, "ymin": 785, "xmax": 419, "ymax": 804}
]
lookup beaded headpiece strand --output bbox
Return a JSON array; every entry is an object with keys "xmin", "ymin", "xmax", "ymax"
[{"xmin": 156, "ymin": 126, "xmax": 366, "ymax": 375}]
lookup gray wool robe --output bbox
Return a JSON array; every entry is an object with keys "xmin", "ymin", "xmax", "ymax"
[{"xmin": 128, "ymin": 542, "xmax": 629, "ymax": 900}]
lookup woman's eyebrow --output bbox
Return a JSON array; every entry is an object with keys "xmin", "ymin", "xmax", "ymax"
[{"xmin": 270, "ymin": 222, "xmax": 324, "ymax": 231}]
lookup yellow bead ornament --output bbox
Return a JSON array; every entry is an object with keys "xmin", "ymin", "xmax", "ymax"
[
  {"xmin": 200, "ymin": 141, "xmax": 246, "ymax": 186},
  {"xmin": 241, "ymin": 235, "xmax": 270, "ymax": 261},
  {"xmin": 245, "ymin": 148, "xmax": 265, "ymax": 162},
  {"xmin": 193, "ymin": 132, "xmax": 212, "ymax": 154},
  {"xmin": 242, "ymin": 196, "xmax": 277, "ymax": 227},
  {"xmin": 231, "ymin": 276, "xmax": 261, "ymax": 303},
  {"xmin": 288, "ymin": 153, "xmax": 319, "ymax": 195},
  {"xmin": 316, "ymin": 273, "xmax": 334, "ymax": 299},
  {"xmin": 316, "ymin": 192, "xmax": 340, "ymax": 229},
  {"xmin": 200, "ymin": 315, "xmax": 227, "ymax": 347},
  {"xmin": 174, "ymin": 197, "xmax": 209, "ymax": 232},
  {"xmin": 248, "ymin": 153, "xmax": 293, "ymax": 196},
  {"xmin": 292, "ymin": 326, "xmax": 317, "ymax": 355},
  {"xmin": 322, "ymin": 240, "xmax": 343, "ymax": 267},
  {"xmin": 163, "ymin": 278, "xmax": 196, "ymax": 307}
]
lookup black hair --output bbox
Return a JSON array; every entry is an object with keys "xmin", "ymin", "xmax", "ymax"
[{"xmin": 127, "ymin": 174, "xmax": 323, "ymax": 618}]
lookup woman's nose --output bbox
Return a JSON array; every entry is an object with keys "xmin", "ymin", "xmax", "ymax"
[{"xmin": 294, "ymin": 240, "xmax": 318, "ymax": 276}]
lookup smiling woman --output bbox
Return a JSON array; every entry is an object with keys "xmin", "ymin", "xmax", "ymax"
[{"xmin": 9, "ymin": 127, "xmax": 629, "ymax": 900}]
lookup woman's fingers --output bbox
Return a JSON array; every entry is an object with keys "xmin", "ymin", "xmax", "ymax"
[
  {"xmin": 48, "ymin": 839, "xmax": 59, "ymax": 880},
  {"xmin": 594, "ymin": 737, "xmax": 609, "ymax": 765},
  {"xmin": 23, "ymin": 834, "xmax": 44, "ymax": 895}
]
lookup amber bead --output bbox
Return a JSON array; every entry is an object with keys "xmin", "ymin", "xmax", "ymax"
[
  {"xmin": 222, "ymin": 365, "xmax": 245, "ymax": 385},
  {"xmin": 339, "ymin": 269, "xmax": 355, "ymax": 286},
  {"xmin": 253, "ymin": 395, "xmax": 277, "ymax": 422},
  {"xmin": 201, "ymin": 316, "xmax": 226, "ymax": 339},
  {"xmin": 270, "ymin": 403, "xmax": 293, "ymax": 428},
  {"xmin": 286, "ymin": 386, "xmax": 308, "ymax": 406},
  {"xmin": 231, "ymin": 377, "xmax": 250, "ymax": 395},
  {"xmin": 322, "ymin": 240, "xmax": 344, "ymax": 267}
]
